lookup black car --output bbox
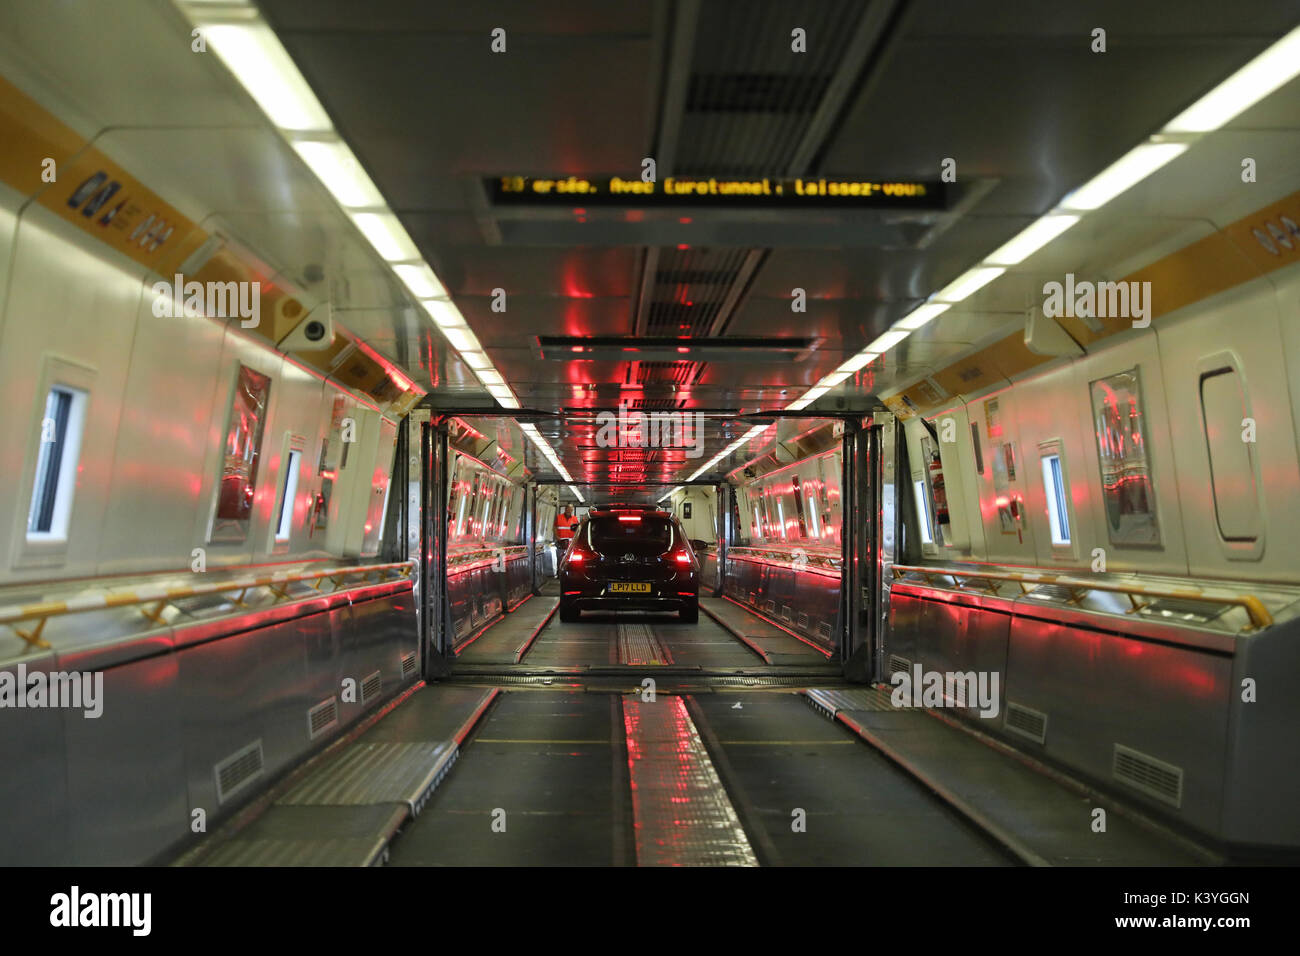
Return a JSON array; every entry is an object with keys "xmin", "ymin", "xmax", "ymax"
[{"xmin": 559, "ymin": 509, "xmax": 699, "ymax": 622}]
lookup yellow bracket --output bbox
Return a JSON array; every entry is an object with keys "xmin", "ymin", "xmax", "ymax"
[
  {"xmin": 12, "ymin": 617, "xmax": 51, "ymax": 649},
  {"xmin": 229, "ymin": 588, "xmax": 248, "ymax": 608},
  {"xmin": 140, "ymin": 600, "xmax": 169, "ymax": 625}
]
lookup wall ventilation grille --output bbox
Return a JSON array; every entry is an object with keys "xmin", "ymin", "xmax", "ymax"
[
  {"xmin": 888, "ymin": 654, "xmax": 912, "ymax": 677},
  {"xmin": 1113, "ymin": 744, "xmax": 1184, "ymax": 808},
  {"xmin": 401, "ymin": 652, "xmax": 417, "ymax": 679},
  {"xmin": 307, "ymin": 697, "xmax": 338, "ymax": 740},
  {"xmin": 361, "ymin": 670, "xmax": 382, "ymax": 706},
  {"xmin": 1004, "ymin": 702, "xmax": 1048, "ymax": 744},
  {"xmin": 214, "ymin": 740, "xmax": 265, "ymax": 805}
]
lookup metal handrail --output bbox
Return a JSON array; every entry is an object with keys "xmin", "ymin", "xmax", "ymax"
[
  {"xmin": 728, "ymin": 545, "xmax": 842, "ymax": 576},
  {"xmin": 0, "ymin": 560, "xmax": 416, "ymax": 649},
  {"xmin": 891, "ymin": 563, "xmax": 1273, "ymax": 631}
]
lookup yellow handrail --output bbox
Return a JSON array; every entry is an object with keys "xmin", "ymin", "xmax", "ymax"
[
  {"xmin": 890, "ymin": 563, "xmax": 1273, "ymax": 630},
  {"xmin": 0, "ymin": 561, "xmax": 415, "ymax": 649}
]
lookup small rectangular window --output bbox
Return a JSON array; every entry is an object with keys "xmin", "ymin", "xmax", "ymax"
[
  {"xmin": 1041, "ymin": 453, "xmax": 1071, "ymax": 545},
  {"xmin": 275, "ymin": 449, "xmax": 302, "ymax": 542},
  {"xmin": 27, "ymin": 385, "xmax": 88, "ymax": 542},
  {"xmin": 913, "ymin": 478, "xmax": 933, "ymax": 545}
]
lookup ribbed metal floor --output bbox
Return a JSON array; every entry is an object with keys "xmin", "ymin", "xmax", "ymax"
[
  {"xmin": 622, "ymin": 696, "xmax": 758, "ymax": 867},
  {"xmin": 618, "ymin": 622, "xmax": 672, "ymax": 665},
  {"xmin": 279, "ymin": 742, "xmax": 457, "ymax": 809},
  {"xmin": 806, "ymin": 686, "xmax": 902, "ymax": 713}
]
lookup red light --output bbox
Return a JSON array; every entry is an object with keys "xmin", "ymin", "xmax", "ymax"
[
  {"xmin": 679, "ymin": 217, "xmax": 692, "ymax": 224},
  {"xmin": 676, "ymin": 243, "xmax": 689, "ymax": 250},
  {"xmin": 569, "ymin": 552, "xmax": 584, "ymax": 563},
  {"xmin": 571, "ymin": 345, "xmax": 585, "ymax": 353},
  {"xmin": 677, "ymin": 590, "xmax": 694, "ymax": 596},
  {"xmin": 677, "ymin": 347, "xmax": 689, "ymax": 354},
  {"xmin": 674, "ymin": 552, "xmax": 691, "ymax": 565},
  {"xmin": 618, "ymin": 515, "xmax": 642, "ymax": 522}
]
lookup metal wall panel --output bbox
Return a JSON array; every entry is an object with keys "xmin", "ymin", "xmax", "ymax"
[
  {"xmin": 61, "ymin": 653, "xmax": 187, "ymax": 864},
  {"xmin": 0, "ymin": 652, "xmax": 69, "ymax": 865},
  {"xmin": 1222, "ymin": 615, "xmax": 1300, "ymax": 846},
  {"xmin": 1005, "ymin": 613, "xmax": 1231, "ymax": 834}
]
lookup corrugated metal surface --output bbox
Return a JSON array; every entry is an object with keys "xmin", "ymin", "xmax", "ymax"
[{"xmin": 622, "ymin": 696, "xmax": 758, "ymax": 866}]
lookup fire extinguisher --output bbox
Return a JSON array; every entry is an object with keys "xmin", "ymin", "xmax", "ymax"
[{"xmin": 929, "ymin": 452, "xmax": 950, "ymax": 526}]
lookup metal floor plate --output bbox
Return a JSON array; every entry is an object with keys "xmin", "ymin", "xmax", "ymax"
[
  {"xmin": 622, "ymin": 696, "xmax": 758, "ymax": 867},
  {"xmin": 807, "ymin": 686, "xmax": 903, "ymax": 714},
  {"xmin": 278, "ymin": 741, "xmax": 457, "ymax": 810},
  {"xmin": 618, "ymin": 623, "xmax": 672, "ymax": 665}
]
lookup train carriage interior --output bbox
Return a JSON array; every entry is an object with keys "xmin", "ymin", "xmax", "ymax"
[{"xmin": 2, "ymin": 0, "xmax": 1300, "ymax": 896}]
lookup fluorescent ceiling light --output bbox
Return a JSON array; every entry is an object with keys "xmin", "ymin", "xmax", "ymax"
[
  {"xmin": 486, "ymin": 383, "xmax": 513, "ymax": 400},
  {"xmin": 459, "ymin": 350, "xmax": 493, "ymax": 370},
  {"xmin": 1164, "ymin": 26, "xmax": 1300, "ymax": 132},
  {"xmin": 350, "ymin": 211, "xmax": 419, "ymax": 261},
  {"xmin": 866, "ymin": 329, "xmax": 910, "ymax": 353},
  {"xmin": 984, "ymin": 215, "xmax": 1080, "ymax": 266},
  {"xmin": 421, "ymin": 299, "xmax": 467, "ymax": 328},
  {"xmin": 1058, "ymin": 142, "xmax": 1187, "ymax": 211},
  {"xmin": 933, "ymin": 266, "xmax": 1006, "ymax": 303},
  {"xmin": 475, "ymin": 368, "xmax": 505, "ymax": 387},
  {"xmin": 202, "ymin": 24, "xmax": 331, "ymax": 131},
  {"xmin": 442, "ymin": 327, "xmax": 482, "ymax": 353},
  {"xmin": 292, "ymin": 140, "xmax": 384, "ymax": 207},
  {"xmin": 393, "ymin": 263, "xmax": 445, "ymax": 299},
  {"xmin": 799, "ymin": 386, "xmax": 829, "ymax": 405},
  {"xmin": 568, "ymin": 486, "xmax": 586, "ymax": 503},
  {"xmin": 893, "ymin": 302, "xmax": 951, "ymax": 331},
  {"xmin": 837, "ymin": 352, "xmax": 876, "ymax": 373},
  {"xmin": 819, "ymin": 370, "xmax": 851, "ymax": 388}
]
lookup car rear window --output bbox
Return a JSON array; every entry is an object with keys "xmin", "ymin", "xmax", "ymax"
[{"xmin": 587, "ymin": 514, "xmax": 674, "ymax": 556}]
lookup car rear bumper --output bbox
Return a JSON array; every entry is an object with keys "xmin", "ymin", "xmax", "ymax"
[{"xmin": 564, "ymin": 593, "xmax": 697, "ymax": 613}]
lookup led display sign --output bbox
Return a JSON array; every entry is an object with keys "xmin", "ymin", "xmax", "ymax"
[{"xmin": 488, "ymin": 175, "xmax": 946, "ymax": 209}]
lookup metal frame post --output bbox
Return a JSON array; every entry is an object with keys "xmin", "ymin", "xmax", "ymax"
[{"xmin": 713, "ymin": 482, "xmax": 730, "ymax": 598}]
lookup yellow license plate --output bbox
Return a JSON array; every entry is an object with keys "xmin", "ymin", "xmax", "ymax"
[{"xmin": 608, "ymin": 582, "xmax": 652, "ymax": 594}]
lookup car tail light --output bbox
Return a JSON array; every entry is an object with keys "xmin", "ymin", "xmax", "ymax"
[
  {"xmin": 617, "ymin": 515, "xmax": 641, "ymax": 522},
  {"xmin": 568, "ymin": 551, "xmax": 584, "ymax": 563},
  {"xmin": 673, "ymin": 551, "xmax": 692, "ymax": 566}
]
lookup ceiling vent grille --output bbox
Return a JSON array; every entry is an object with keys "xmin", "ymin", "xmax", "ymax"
[
  {"xmin": 685, "ymin": 73, "xmax": 833, "ymax": 113},
  {"xmin": 214, "ymin": 740, "xmax": 265, "ymax": 805},
  {"xmin": 1113, "ymin": 744, "xmax": 1184, "ymax": 808},
  {"xmin": 1004, "ymin": 701, "xmax": 1048, "ymax": 744},
  {"xmin": 634, "ymin": 361, "xmax": 698, "ymax": 386},
  {"xmin": 307, "ymin": 697, "xmax": 339, "ymax": 740},
  {"xmin": 361, "ymin": 670, "xmax": 383, "ymax": 706}
]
